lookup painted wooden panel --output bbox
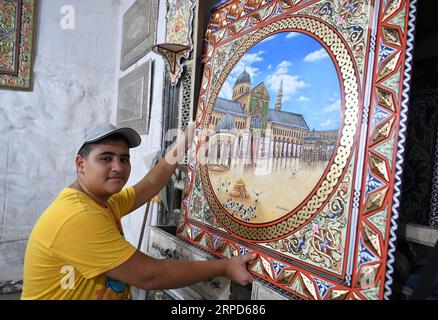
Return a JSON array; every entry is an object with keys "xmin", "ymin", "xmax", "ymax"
[{"xmin": 178, "ymin": 0, "xmax": 417, "ymax": 300}]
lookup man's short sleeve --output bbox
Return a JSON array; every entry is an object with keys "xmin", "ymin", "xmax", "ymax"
[
  {"xmin": 108, "ymin": 187, "xmax": 136, "ymax": 218},
  {"xmin": 50, "ymin": 211, "xmax": 137, "ymax": 279}
]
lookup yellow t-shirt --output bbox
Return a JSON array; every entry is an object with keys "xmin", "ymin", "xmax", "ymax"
[{"xmin": 21, "ymin": 187, "xmax": 138, "ymax": 300}]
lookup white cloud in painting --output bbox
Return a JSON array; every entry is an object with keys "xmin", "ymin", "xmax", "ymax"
[
  {"xmin": 320, "ymin": 119, "xmax": 334, "ymax": 128},
  {"xmin": 331, "ymin": 92, "xmax": 339, "ymax": 100},
  {"xmin": 240, "ymin": 51, "xmax": 264, "ymax": 65},
  {"xmin": 298, "ymin": 96, "xmax": 310, "ymax": 102},
  {"xmin": 303, "ymin": 48, "xmax": 329, "ymax": 62},
  {"xmin": 285, "ymin": 32, "xmax": 300, "ymax": 39},
  {"xmin": 219, "ymin": 80, "xmax": 233, "ymax": 100},
  {"xmin": 276, "ymin": 60, "xmax": 293, "ymax": 73},
  {"xmin": 231, "ymin": 51, "xmax": 263, "ymax": 79},
  {"xmin": 241, "ymin": 64, "xmax": 259, "ymax": 78},
  {"xmin": 266, "ymin": 60, "xmax": 307, "ymax": 102},
  {"xmin": 219, "ymin": 51, "xmax": 264, "ymax": 100},
  {"xmin": 323, "ymin": 99, "xmax": 341, "ymax": 113}
]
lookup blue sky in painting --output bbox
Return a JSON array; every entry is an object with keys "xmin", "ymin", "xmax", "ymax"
[{"xmin": 218, "ymin": 32, "xmax": 341, "ymax": 131}]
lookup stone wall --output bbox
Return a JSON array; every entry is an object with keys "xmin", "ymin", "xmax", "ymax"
[
  {"xmin": 0, "ymin": 0, "xmax": 122, "ymax": 279},
  {"xmin": 0, "ymin": 2, "xmax": 168, "ymax": 301}
]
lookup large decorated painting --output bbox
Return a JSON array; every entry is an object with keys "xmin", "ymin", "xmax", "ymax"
[
  {"xmin": 0, "ymin": 0, "xmax": 37, "ymax": 90},
  {"xmin": 178, "ymin": 0, "xmax": 417, "ymax": 300}
]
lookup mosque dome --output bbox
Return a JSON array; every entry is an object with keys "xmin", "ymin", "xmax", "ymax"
[{"xmin": 235, "ymin": 69, "xmax": 251, "ymax": 86}]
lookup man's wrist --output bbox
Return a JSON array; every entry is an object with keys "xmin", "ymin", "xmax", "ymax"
[{"xmin": 218, "ymin": 257, "xmax": 230, "ymax": 279}]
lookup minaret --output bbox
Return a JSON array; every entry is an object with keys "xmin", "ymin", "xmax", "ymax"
[{"xmin": 275, "ymin": 80, "xmax": 283, "ymax": 111}]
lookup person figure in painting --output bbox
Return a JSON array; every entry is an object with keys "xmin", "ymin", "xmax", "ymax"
[{"xmin": 21, "ymin": 122, "xmax": 255, "ymax": 300}]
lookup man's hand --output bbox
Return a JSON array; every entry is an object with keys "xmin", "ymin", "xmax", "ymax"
[
  {"xmin": 131, "ymin": 122, "xmax": 196, "ymax": 212},
  {"xmin": 224, "ymin": 253, "xmax": 256, "ymax": 286}
]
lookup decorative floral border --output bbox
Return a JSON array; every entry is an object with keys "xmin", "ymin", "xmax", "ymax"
[
  {"xmin": 0, "ymin": 0, "xmax": 37, "ymax": 91},
  {"xmin": 165, "ymin": 0, "xmax": 196, "ymax": 85}
]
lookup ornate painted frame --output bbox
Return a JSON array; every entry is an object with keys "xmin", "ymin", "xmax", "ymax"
[
  {"xmin": 120, "ymin": 0, "xmax": 158, "ymax": 71},
  {"xmin": 0, "ymin": 0, "xmax": 37, "ymax": 91},
  {"xmin": 178, "ymin": 0, "xmax": 417, "ymax": 300},
  {"xmin": 116, "ymin": 60, "xmax": 152, "ymax": 135}
]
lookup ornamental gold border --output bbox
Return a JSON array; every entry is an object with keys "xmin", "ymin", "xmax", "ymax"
[
  {"xmin": 199, "ymin": 16, "xmax": 359, "ymax": 241},
  {"xmin": 0, "ymin": 0, "xmax": 38, "ymax": 91}
]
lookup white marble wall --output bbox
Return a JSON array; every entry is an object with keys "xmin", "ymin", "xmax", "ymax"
[{"xmin": 0, "ymin": 0, "xmax": 122, "ymax": 277}]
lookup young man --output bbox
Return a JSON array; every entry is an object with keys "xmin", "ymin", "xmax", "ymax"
[{"xmin": 22, "ymin": 123, "xmax": 255, "ymax": 300}]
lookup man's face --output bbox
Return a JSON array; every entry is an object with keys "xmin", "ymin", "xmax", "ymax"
[{"xmin": 76, "ymin": 139, "xmax": 131, "ymax": 198}]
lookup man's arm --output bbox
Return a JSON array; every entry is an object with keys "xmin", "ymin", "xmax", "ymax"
[
  {"xmin": 106, "ymin": 251, "xmax": 255, "ymax": 290},
  {"xmin": 130, "ymin": 123, "xmax": 194, "ymax": 212},
  {"xmin": 130, "ymin": 149, "xmax": 178, "ymax": 212}
]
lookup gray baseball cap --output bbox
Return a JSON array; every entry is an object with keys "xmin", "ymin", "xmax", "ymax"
[{"xmin": 78, "ymin": 123, "xmax": 141, "ymax": 153}]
